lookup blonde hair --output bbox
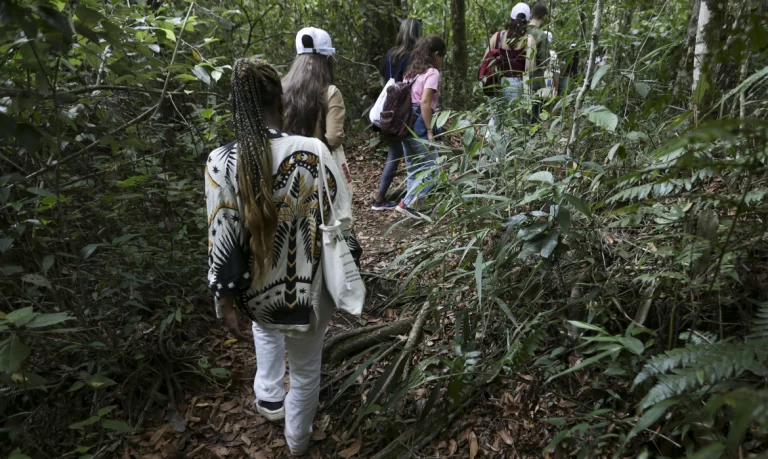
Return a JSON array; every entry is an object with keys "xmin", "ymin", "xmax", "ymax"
[{"xmin": 231, "ymin": 58, "xmax": 282, "ymax": 285}]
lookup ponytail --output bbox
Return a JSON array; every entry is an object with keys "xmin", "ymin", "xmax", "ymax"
[
  {"xmin": 505, "ymin": 13, "xmax": 528, "ymax": 39},
  {"xmin": 231, "ymin": 58, "xmax": 281, "ymax": 285}
]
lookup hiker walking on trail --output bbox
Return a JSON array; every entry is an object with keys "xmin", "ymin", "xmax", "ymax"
[
  {"xmin": 372, "ymin": 18, "xmax": 423, "ymax": 211},
  {"xmin": 527, "ymin": 3, "xmax": 551, "ymax": 123},
  {"xmin": 283, "ymin": 27, "xmax": 346, "ymax": 155},
  {"xmin": 483, "ymin": 3, "xmax": 531, "ymax": 105},
  {"xmin": 282, "ymin": 27, "xmax": 362, "ymax": 268},
  {"xmin": 395, "ymin": 36, "xmax": 447, "ymax": 221},
  {"xmin": 205, "ymin": 58, "xmax": 353, "ymax": 456}
]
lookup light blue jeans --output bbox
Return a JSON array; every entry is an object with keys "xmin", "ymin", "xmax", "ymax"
[{"xmin": 402, "ymin": 104, "xmax": 439, "ymax": 207}]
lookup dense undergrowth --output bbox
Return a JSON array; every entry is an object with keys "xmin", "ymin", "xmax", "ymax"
[{"xmin": 2, "ymin": 0, "xmax": 768, "ymax": 457}]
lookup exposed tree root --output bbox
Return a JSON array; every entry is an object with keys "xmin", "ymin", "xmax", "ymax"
[{"xmin": 325, "ymin": 319, "xmax": 415, "ymax": 365}]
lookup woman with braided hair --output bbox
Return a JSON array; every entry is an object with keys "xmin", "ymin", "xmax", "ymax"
[{"xmin": 205, "ymin": 58, "xmax": 352, "ymax": 456}]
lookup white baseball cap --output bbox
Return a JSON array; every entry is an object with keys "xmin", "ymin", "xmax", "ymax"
[
  {"xmin": 510, "ymin": 3, "xmax": 531, "ymax": 21},
  {"xmin": 295, "ymin": 27, "xmax": 335, "ymax": 56}
]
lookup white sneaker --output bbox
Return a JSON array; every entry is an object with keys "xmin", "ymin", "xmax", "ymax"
[{"xmin": 254, "ymin": 399, "xmax": 285, "ymax": 422}]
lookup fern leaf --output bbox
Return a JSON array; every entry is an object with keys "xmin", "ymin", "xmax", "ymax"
[{"xmin": 749, "ymin": 301, "xmax": 768, "ymax": 339}]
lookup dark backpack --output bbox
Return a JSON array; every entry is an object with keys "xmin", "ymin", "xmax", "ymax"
[
  {"xmin": 478, "ymin": 31, "xmax": 504, "ymax": 97},
  {"xmin": 379, "ymin": 78, "xmax": 416, "ymax": 139}
]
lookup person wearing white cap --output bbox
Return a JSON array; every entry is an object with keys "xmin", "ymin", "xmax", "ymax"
[
  {"xmin": 283, "ymin": 27, "xmax": 345, "ymax": 152},
  {"xmin": 482, "ymin": 2, "xmax": 531, "ymax": 105},
  {"xmin": 282, "ymin": 27, "xmax": 361, "ymax": 268}
]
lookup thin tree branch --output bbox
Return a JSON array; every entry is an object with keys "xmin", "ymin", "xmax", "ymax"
[
  {"xmin": 22, "ymin": 103, "xmax": 158, "ymax": 184},
  {"xmin": 152, "ymin": 2, "xmax": 195, "ymax": 118}
]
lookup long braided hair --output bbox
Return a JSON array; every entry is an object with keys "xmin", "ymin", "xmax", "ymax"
[{"xmin": 231, "ymin": 57, "xmax": 281, "ymax": 285}]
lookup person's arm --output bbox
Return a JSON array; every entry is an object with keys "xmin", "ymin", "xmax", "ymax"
[
  {"xmin": 421, "ymin": 88, "xmax": 436, "ymax": 142},
  {"xmin": 205, "ymin": 146, "xmax": 250, "ymax": 340},
  {"xmin": 325, "ymin": 87, "xmax": 346, "ymax": 150}
]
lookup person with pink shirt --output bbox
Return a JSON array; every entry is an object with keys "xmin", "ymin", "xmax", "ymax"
[{"xmin": 395, "ymin": 36, "xmax": 447, "ymax": 221}]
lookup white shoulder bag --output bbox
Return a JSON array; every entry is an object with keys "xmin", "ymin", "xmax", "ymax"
[
  {"xmin": 317, "ymin": 151, "xmax": 365, "ymax": 316},
  {"xmin": 369, "ymin": 58, "xmax": 397, "ymax": 127}
]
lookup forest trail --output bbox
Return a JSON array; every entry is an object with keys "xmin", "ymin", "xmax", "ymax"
[{"xmin": 122, "ymin": 137, "xmax": 431, "ymax": 458}]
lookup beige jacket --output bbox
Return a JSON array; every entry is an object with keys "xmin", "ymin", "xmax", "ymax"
[{"xmin": 313, "ymin": 85, "xmax": 345, "ymax": 150}]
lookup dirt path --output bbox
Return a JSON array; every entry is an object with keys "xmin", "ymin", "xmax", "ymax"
[{"xmin": 124, "ymin": 137, "xmax": 426, "ymax": 459}]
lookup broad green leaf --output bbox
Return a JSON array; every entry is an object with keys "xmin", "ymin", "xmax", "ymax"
[
  {"xmin": 8, "ymin": 451, "xmax": 32, "ymax": 459},
  {"xmin": 689, "ymin": 443, "xmax": 726, "ymax": 459},
  {"xmin": 85, "ymin": 374, "xmax": 117, "ymax": 389},
  {"xmin": 540, "ymin": 231, "xmax": 559, "ymax": 259},
  {"xmin": 162, "ymin": 28, "xmax": 176, "ymax": 42},
  {"xmin": 634, "ymin": 82, "xmax": 650, "ymax": 98},
  {"xmin": 584, "ymin": 105, "xmax": 618, "ymax": 132},
  {"xmin": 4, "ymin": 371, "xmax": 48, "ymax": 388},
  {"xmin": 200, "ymin": 108, "xmax": 214, "ymax": 119},
  {"xmin": 546, "ymin": 417, "xmax": 568, "ymax": 426},
  {"xmin": 192, "ymin": 66, "xmax": 211, "ymax": 85},
  {"xmin": 210, "ymin": 367, "xmax": 230, "ymax": 379},
  {"xmin": 547, "ymin": 346, "xmax": 621, "ymax": 382},
  {"xmin": 175, "ymin": 74, "xmax": 198, "ymax": 82},
  {"xmin": 625, "ymin": 398, "xmax": 679, "ymax": 444},
  {"xmin": 6, "ymin": 307, "xmax": 36, "ymax": 324},
  {"xmin": 80, "ymin": 243, "xmax": 102, "ymax": 261},
  {"xmin": 591, "ymin": 64, "xmax": 611, "ymax": 89},
  {"xmin": 69, "ymin": 416, "xmax": 101, "ymax": 430},
  {"xmin": 543, "ymin": 430, "xmax": 569, "ymax": 454},
  {"xmin": 618, "ymin": 337, "xmax": 645, "ymax": 355},
  {"xmin": 42, "ymin": 255, "xmax": 54, "ymax": 273},
  {"xmin": 494, "ymin": 298, "xmax": 518, "ymax": 326},
  {"xmin": 98, "ymin": 405, "xmax": 117, "ymax": 417},
  {"xmin": 567, "ymin": 321, "xmax": 604, "ymax": 332},
  {"xmin": 27, "ymin": 312, "xmax": 72, "ymax": 328},
  {"xmin": 0, "ymin": 336, "xmax": 30, "ymax": 373},
  {"xmin": 565, "ymin": 194, "xmax": 592, "ymax": 218},
  {"xmin": 22, "ymin": 273, "xmax": 51, "ymax": 289},
  {"xmin": 526, "ymin": 171, "xmax": 554, "ymax": 184},
  {"xmin": 0, "ymin": 237, "xmax": 13, "ymax": 253},
  {"xmin": 211, "ymin": 69, "xmax": 222, "ymax": 82},
  {"xmin": 101, "ymin": 419, "xmax": 133, "ymax": 432}
]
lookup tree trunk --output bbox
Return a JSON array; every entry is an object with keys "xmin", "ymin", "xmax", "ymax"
[
  {"xmin": 363, "ymin": 0, "xmax": 399, "ymax": 65},
  {"xmin": 674, "ymin": 0, "xmax": 702, "ymax": 99},
  {"xmin": 566, "ymin": 0, "xmax": 604, "ymax": 154},
  {"xmin": 692, "ymin": 0, "xmax": 726, "ymax": 124},
  {"xmin": 450, "ymin": 0, "xmax": 468, "ymax": 109}
]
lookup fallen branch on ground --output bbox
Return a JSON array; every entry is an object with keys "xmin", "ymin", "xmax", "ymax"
[{"xmin": 325, "ymin": 319, "xmax": 414, "ymax": 365}]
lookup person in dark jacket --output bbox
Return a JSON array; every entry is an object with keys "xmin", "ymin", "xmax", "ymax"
[{"xmin": 372, "ymin": 18, "xmax": 423, "ymax": 210}]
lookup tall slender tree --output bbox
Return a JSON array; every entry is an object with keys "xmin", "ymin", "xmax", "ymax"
[{"xmin": 450, "ymin": 0, "xmax": 468, "ymax": 108}]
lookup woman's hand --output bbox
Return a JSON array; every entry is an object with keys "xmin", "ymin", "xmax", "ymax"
[
  {"xmin": 218, "ymin": 296, "xmax": 250, "ymax": 341},
  {"xmin": 427, "ymin": 129, "xmax": 436, "ymax": 142}
]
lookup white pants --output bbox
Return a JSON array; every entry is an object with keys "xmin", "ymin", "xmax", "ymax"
[{"xmin": 252, "ymin": 321, "xmax": 327, "ymax": 453}]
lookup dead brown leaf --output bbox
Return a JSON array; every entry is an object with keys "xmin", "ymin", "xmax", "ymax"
[
  {"xmin": 220, "ymin": 400, "xmax": 238, "ymax": 412},
  {"xmin": 449, "ymin": 439, "xmax": 458, "ymax": 455},
  {"xmin": 148, "ymin": 425, "xmax": 168, "ymax": 447},
  {"xmin": 498, "ymin": 429, "xmax": 514, "ymax": 446},
  {"xmin": 338, "ymin": 438, "xmax": 362, "ymax": 458},
  {"xmin": 311, "ymin": 430, "xmax": 327, "ymax": 441},
  {"xmin": 469, "ymin": 431, "xmax": 478, "ymax": 459}
]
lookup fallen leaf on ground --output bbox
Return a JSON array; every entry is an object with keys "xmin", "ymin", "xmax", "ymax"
[
  {"xmin": 149, "ymin": 425, "xmax": 168, "ymax": 446},
  {"xmin": 167, "ymin": 409, "xmax": 186, "ymax": 433},
  {"xmin": 469, "ymin": 431, "xmax": 478, "ymax": 459},
  {"xmin": 498, "ymin": 429, "xmax": 514, "ymax": 446},
  {"xmin": 338, "ymin": 438, "xmax": 362, "ymax": 458}
]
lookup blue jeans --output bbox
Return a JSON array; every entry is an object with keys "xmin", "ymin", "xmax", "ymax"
[
  {"xmin": 402, "ymin": 104, "xmax": 439, "ymax": 207},
  {"xmin": 377, "ymin": 141, "xmax": 404, "ymax": 199}
]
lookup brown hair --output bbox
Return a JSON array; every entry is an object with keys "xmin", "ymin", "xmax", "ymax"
[
  {"xmin": 231, "ymin": 58, "xmax": 281, "ymax": 284},
  {"xmin": 282, "ymin": 37, "xmax": 335, "ymax": 141},
  {"xmin": 404, "ymin": 36, "xmax": 447, "ymax": 79}
]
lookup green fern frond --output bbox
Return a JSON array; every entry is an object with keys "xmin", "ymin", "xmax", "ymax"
[
  {"xmin": 749, "ymin": 301, "xmax": 768, "ymax": 339},
  {"xmin": 636, "ymin": 340, "xmax": 768, "ymax": 411}
]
